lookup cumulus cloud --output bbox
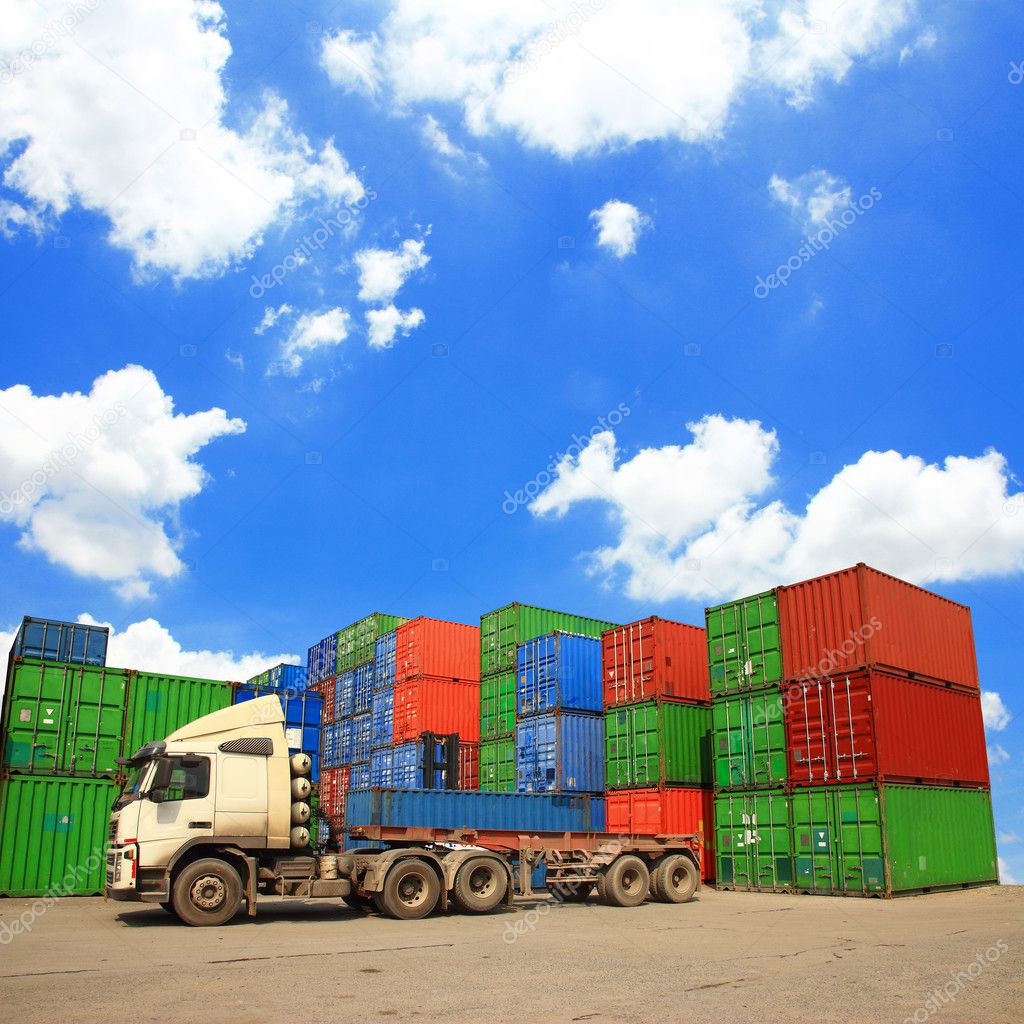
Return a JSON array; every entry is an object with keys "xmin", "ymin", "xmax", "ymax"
[
  {"xmin": 590, "ymin": 200, "xmax": 652, "ymax": 258},
  {"xmin": 420, "ymin": 115, "xmax": 486, "ymax": 173},
  {"xmin": 319, "ymin": 1, "xmax": 915, "ymax": 157},
  {"xmin": 769, "ymin": 170, "xmax": 852, "ymax": 230},
  {"xmin": 0, "ymin": 1, "xmax": 365, "ymax": 280},
  {"xmin": 366, "ymin": 305, "xmax": 426, "ymax": 349},
  {"xmin": 354, "ymin": 238, "xmax": 430, "ymax": 304},
  {"xmin": 0, "ymin": 366, "xmax": 245, "ymax": 597},
  {"xmin": 998, "ymin": 857, "xmax": 1019, "ymax": 885},
  {"xmin": 256, "ymin": 303, "xmax": 293, "ymax": 335},
  {"xmin": 269, "ymin": 308, "xmax": 351, "ymax": 375},
  {"xmin": 988, "ymin": 744, "xmax": 1011, "ymax": 765},
  {"xmin": 983, "ymin": 691, "xmax": 1012, "ymax": 732},
  {"xmin": 529, "ymin": 414, "xmax": 1024, "ymax": 601}
]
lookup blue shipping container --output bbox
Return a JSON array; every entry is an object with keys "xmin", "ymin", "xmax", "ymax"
[
  {"xmin": 370, "ymin": 746, "xmax": 394, "ymax": 787},
  {"xmin": 267, "ymin": 663, "xmax": 307, "ymax": 693},
  {"xmin": 371, "ymin": 689, "xmax": 394, "ymax": 749},
  {"xmin": 339, "ymin": 718, "xmax": 354, "ymax": 765},
  {"xmin": 307, "ymin": 632, "xmax": 337, "ymax": 685},
  {"xmin": 349, "ymin": 761, "xmax": 370, "ymax": 790},
  {"xmin": 392, "ymin": 740, "xmax": 448, "ymax": 790},
  {"xmin": 353, "ymin": 662, "xmax": 373, "ymax": 714},
  {"xmin": 516, "ymin": 632, "xmax": 603, "ymax": 717},
  {"xmin": 321, "ymin": 723, "xmax": 343, "ymax": 769},
  {"xmin": 345, "ymin": 788, "xmax": 606, "ymax": 834},
  {"xmin": 515, "ymin": 711, "xmax": 604, "ymax": 794},
  {"xmin": 374, "ymin": 630, "xmax": 397, "ymax": 691},
  {"xmin": 234, "ymin": 686, "xmax": 323, "ymax": 782},
  {"xmin": 12, "ymin": 616, "xmax": 108, "ymax": 666},
  {"xmin": 351, "ymin": 712, "xmax": 372, "ymax": 763},
  {"xmin": 336, "ymin": 669, "xmax": 355, "ymax": 718}
]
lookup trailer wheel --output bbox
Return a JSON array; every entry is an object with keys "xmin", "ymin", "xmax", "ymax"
[
  {"xmin": 550, "ymin": 880, "xmax": 595, "ymax": 902},
  {"xmin": 650, "ymin": 854, "xmax": 698, "ymax": 904},
  {"xmin": 380, "ymin": 859, "xmax": 440, "ymax": 920},
  {"xmin": 452, "ymin": 857, "xmax": 508, "ymax": 913},
  {"xmin": 596, "ymin": 855, "xmax": 650, "ymax": 908},
  {"xmin": 171, "ymin": 858, "xmax": 242, "ymax": 927}
]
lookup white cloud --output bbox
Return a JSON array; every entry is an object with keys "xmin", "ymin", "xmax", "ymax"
[
  {"xmin": 270, "ymin": 308, "xmax": 351, "ymax": 375},
  {"xmin": 900, "ymin": 26, "xmax": 938, "ymax": 64},
  {"xmin": 769, "ymin": 170, "xmax": 852, "ymax": 230},
  {"xmin": 77, "ymin": 613, "xmax": 299, "ymax": 680},
  {"xmin": 999, "ymin": 832, "xmax": 1021, "ymax": 845},
  {"xmin": 0, "ymin": 366, "xmax": 245, "ymax": 597},
  {"xmin": 256, "ymin": 303, "xmax": 293, "ymax": 336},
  {"xmin": 988, "ymin": 744, "xmax": 1011, "ymax": 765},
  {"xmin": 366, "ymin": 305, "xmax": 426, "ymax": 349},
  {"xmin": 0, "ymin": 1, "xmax": 365, "ymax": 280},
  {"xmin": 420, "ymin": 115, "xmax": 486, "ymax": 172},
  {"xmin": 590, "ymin": 199, "xmax": 652, "ymax": 258},
  {"xmin": 320, "ymin": 1, "xmax": 915, "ymax": 158},
  {"xmin": 529, "ymin": 414, "xmax": 1024, "ymax": 601},
  {"xmin": 983, "ymin": 691, "xmax": 1012, "ymax": 732},
  {"xmin": 224, "ymin": 349, "xmax": 245, "ymax": 371},
  {"xmin": 320, "ymin": 29, "xmax": 382, "ymax": 97},
  {"xmin": 354, "ymin": 238, "xmax": 430, "ymax": 304},
  {"xmin": 999, "ymin": 857, "xmax": 1019, "ymax": 886}
]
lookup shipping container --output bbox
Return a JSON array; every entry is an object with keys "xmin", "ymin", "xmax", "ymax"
[
  {"xmin": 345, "ymin": 787, "xmax": 606, "ymax": 834},
  {"xmin": 790, "ymin": 783, "xmax": 997, "ymax": 896},
  {"xmin": 480, "ymin": 669, "xmax": 516, "ymax": 739},
  {"xmin": 711, "ymin": 687, "xmax": 788, "ymax": 790},
  {"xmin": 602, "ymin": 617, "xmax": 709, "ymax": 707},
  {"xmin": 374, "ymin": 630, "xmax": 397, "ymax": 691},
  {"xmin": 349, "ymin": 761, "xmax": 370, "ymax": 790},
  {"xmin": 351, "ymin": 711, "xmax": 372, "ymax": 763},
  {"xmin": 395, "ymin": 617, "xmax": 480, "ymax": 684},
  {"xmin": 779, "ymin": 564, "xmax": 979, "ymax": 689},
  {"xmin": 714, "ymin": 790, "xmax": 794, "ymax": 892},
  {"xmin": 234, "ymin": 686, "xmax": 323, "ymax": 782},
  {"xmin": 318, "ymin": 765, "xmax": 349, "ymax": 823},
  {"xmin": 516, "ymin": 632, "xmax": 602, "ymax": 716},
  {"xmin": 605, "ymin": 700, "xmax": 711, "ymax": 789},
  {"xmin": 370, "ymin": 747, "xmax": 394, "ymax": 787},
  {"xmin": 604, "ymin": 786, "xmax": 715, "ymax": 881},
  {"xmin": 706, "ymin": 590, "xmax": 782, "ymax": 694},
  {"xmin": 0, "ymin": 775, "xmax": 118, "ymax": 896},
  {"xmin": 306, "ymin": 632, "xmax": 337, "ymax": 686},
  {"xmin": 515, "ymin": 711, "xmax": 604, "ymax": 793},
  {"xmin": 11, "ymin": 616, "xmax": 108, "ymax": 667},
  {"xmin": 353, "ymin": 662, "xmax": 373, "ymax": 714},
  {"xmin": 480, "ymin": 737, "xmax": 516, "ymax": 792},
  {"xmin": 392, "ymin": 738, "xmax": 452, "ymax": 790},
  {"xmin": 392, "ymin": 675, "xmax": 479, "ymax": 744},
  {"xmin": 123, "ymin": 671, "xmax": 233, "ymax": 757},
  {"xmin": 784, "ymin": 669, "xmax": 989, "ymax": 788},
  {"xmin": 320, "ymin": 677, "xmax": 336, "ymax": 725},
  {"xmin": 245, "ymin": 663, "xmax": 306, "ymax": 693},
  {"xmin": 337, "ymin": 613, "xmax": 409, "ymax": 673},
  {"xmin": 339, "ymin": 718, "xmax": 353, "ymax": 765},
  {"xmin": 335, "ymin": 668, "xmax": 354, "ymax": 718},
  {"xmin": 2, "ymin": 660, "xmax": 129, "ymax": 776},
  {"xmin": 371, "ymin": 688, "xmax": 394, "ymax": 749},
  {"xmin": 458, "ymin": 740, "xmax": 480, "ymax": 790},
  {"xmin": 320, "ymin": 722, "xmax": 344, "ymax": 769},
  {"xmin": 480, "ymin": 603, "xmax": 618, "ymax": 675}
]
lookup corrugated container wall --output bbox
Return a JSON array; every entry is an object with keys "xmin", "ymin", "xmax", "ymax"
[
  {"xmin": 371, "ymin": 688, "xmax": 393, "ymax": 749},
  {"xmin": 392, "ymin": 676, "xmax": 480, "ymax": 744},
  {"xmin": 784, "ymin": 670, "xmax": 989, "ymax": 788},
  {"xmin": 319, "ymin": 678, "xmax": 336, "ymax": 725},
  {"xmin": 353, "ymin": 663, "xmax": 373, "ymax": 714},
  {"xmin": 480, "ymin": 738, "xmax": 516, "ymax": 792},
  {"xmin": 395, "ymin": 617, "xmax": 480, "ymax": 684},
  {"xmin": 778, "ymin": 563, "xmax": 979, "ymax": 688},
  {"xmin": 317, "ymin": 765, "xmax": 348, "ymax": 828},
  {"xmin": 392, "ymin": 738, "xmax": 451, "ymax": 789},
  {"xmin": 480, "ymin": 670, "xmax": 516, "ymax": 740},
  {"xmin": 516, "ymin": 632, "xmax": 602, "ymax": 716},
  {"xmin": 374, "ymin": 630, "xmax": 397, "ymax": 691},
  {"xmin": 515, "ymin": 712, "xmax": 604, "ymax": 793},
  {"xmin": 337, "ymin": 613, "xmax": 409, "ymax": 673},
  {"xmin": 602, "ymin": 618, "xmax": 709, "ymax": 707},
  {"xmin": 246, "ymin": 663, "xmax": 305, "ymax": 692},
  {"xmin": 12, "ymin": 617, "xmax": 108, "ymax": 667},
  {"xmin": 370, "ymin": 746, "xmax": 393, "ymax": 787},
  {"xmin": 705, "ymin": 590, "xmax": 782, "ymax": 694},
  {"xmin": 714, "ymin": 789, "xmax": 794, "ymax": 892},
  {"xmin": 306, "ymin": 632, "xmax": 337, "ymax": 686},
  {"xmin": 351, "ymin": 711, "xmax": 372, "ymax": 764},
  {"xmin": 711, "ymin": 687, "xmax": 788, "ymax": 790},
  {"xmin": 349, "ymin": 761, "xmax": 370, "ymax": 790},
  {"xmin": 458, "ymin": 741, "xmax": 480, "ymax": 790},
  {"xmin": 124, "ymin": 671, "xmax": 233, "ymax": 756},
  {"xmin": 605, "ymin": 700, "xmax": 711, "ymax": 789}
]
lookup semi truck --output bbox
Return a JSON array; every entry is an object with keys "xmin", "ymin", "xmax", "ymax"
[{"xmin": 106, "ymin": 696, "xmax": 702, "ymax": 925}]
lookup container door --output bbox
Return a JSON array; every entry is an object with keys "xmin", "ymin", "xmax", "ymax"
[
  {"xmin": 706, "ymin": 592, "xmax": 781, "ymax": 694},
  {"xmin": 3, "ymin": 662, "xmax": 68, "ymax": 772},
  {"xmin": 63, "ymin": 667, "xmax": 128, "ymax": 776},
  {"xmin": 835, "ymin": 785, "xmax": 885, "ymax": 895},
  {"xmin": 791, "ymin": 787, "xmax": 842, "ymax": 893}
]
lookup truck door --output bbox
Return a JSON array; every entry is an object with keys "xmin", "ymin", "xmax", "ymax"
[
  {"xmin": 137, "ymin": 755, "xmax": 216, "ymax": 848},
  {"xmin": 214, "ymin": 754, "xmax": 269, "ymax": 837}
]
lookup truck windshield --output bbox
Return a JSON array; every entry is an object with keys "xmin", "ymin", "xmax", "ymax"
[{"xmin": 113, "ymin": 763, "xmax": 151, "ymax": 811}]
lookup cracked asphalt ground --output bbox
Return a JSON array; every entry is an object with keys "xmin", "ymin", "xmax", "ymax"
[{"xmin": 1, "ymin": 885, "xmax": 1021, "ymax": 1023}]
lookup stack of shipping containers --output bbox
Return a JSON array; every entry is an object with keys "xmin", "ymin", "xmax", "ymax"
[
  {"xmin": 711, "ymin": 564, "xmax": 999, "ymax": 897},
  {"xmin": 601, "ymin": 618, "xmax": 714, "ymax": 880}
]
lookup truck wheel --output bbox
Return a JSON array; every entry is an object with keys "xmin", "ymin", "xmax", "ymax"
[
  {"xmin": 550, "ymin": 880, "xmax": 595, "ymax": 902},
  {"xmin": 452, "ymin": 857, "xmax": 508, "ymax": 913},
  {"xmin": 650, "ymin": 854, "xmax": 699, "ymax": 904},
  {"xmin": 380, "ymin": 859, "xmax": 440, "ymax": 920},
  {"xmin": 171, "ymin": 858, "xmax": 242, "ymax": 927},
  {"xmin": 596, "ymin": 855, "xmax": 650, "ymax": 908}
]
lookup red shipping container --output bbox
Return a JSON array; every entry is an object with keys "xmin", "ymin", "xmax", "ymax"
[
  {"xmin": 320, "ymin": 677, "xmax": 336, "ymax": 725},
  {"xmin": 779, "ymin": 563, "xmax": 979, "ymax": 689},
  {"xmin": 457, "ymin": 741, "xmax": 480, "ymax": 790},
  {"xmin": 395, "ymin": 617, "xmax": 480, "ymax": 685},
  {"xmin": 604, "ymin": 786, "xmax": 715, "ymax": 882},
  {"xmin": 393, "ymin": 676, "xmax": 480, "ymax": 744},
  {"xmin": 318, "ymin": 765, "xmax": 350, "ymax": 823},
  {"xmin": 784, "ymin": 669, "xmax": 989, "ymax": 788},
  {"xmin": 602, "ymin": 617, "xmax": 709, "ymax": 707}
]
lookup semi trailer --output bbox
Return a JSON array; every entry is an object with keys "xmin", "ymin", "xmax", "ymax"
[{"xmin": 106, "ymin": 696, "xmax": 702, "ymax": 925}]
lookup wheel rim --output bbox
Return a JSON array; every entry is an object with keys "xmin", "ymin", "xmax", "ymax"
[
  {"xmin": 397, "ymin": 872, "xmax": 428, "ymax": 908},
  {"xmin": 469, "ymin": 866, "xmax": 497, "ymax": 899},
  {"xmin": 621, "ymin": 867, "xmax": 644, "ymax": 896},
  {"xmin": 669, "ymin": 864, "xmax": 690, "ymax": 895},
  {"xmin": 191, "ymin": 874, "xmax": 226, "ymax": 911}
]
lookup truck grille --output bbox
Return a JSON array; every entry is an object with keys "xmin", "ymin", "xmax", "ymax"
[{"xmin": 108, "ymin": 819, "xmax": 118, "ymax": 843}]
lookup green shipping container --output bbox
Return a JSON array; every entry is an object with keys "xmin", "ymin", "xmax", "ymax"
[
  {"xmin": 0, "ymin": 775, "xmax": 118, "ymax": 896},
  {"xmin": 705, "ymin": 590, "xmax": 781, "ymax": 694},
  {"xmin": 711, "ymin": 687, "xmax": 787, "ymax": 790},
  {"xmin": 480, "ymin": 670, "xmax": 516, "ymax": 740},
  {"xmin": 123, "ymin": 671, "xmax": 234, "ymax": 755},
  {"xmin": 479, "ymin": 738, "xmax": 516, "ymax": 792},
  {"xmin": 790, "ymin": 783, "xmax": 998, "ymax": 897},
  {"xmin": 2, "ymin": 660, "xmax": 129, "ymax": 776},
  {"xmin": 480, "ymin": 603, "xmax": 618, "ymax": 676},
  {"xmin": 715, "ymin": 790, "xmax": 794, "ymax": 891},
  {"xmin": 337, "ymin": 613, "xmax": 409, "ymax": 673},
  {"xmin": 605, "ymin": 700, "xmax": 711, "ymax": 789}
]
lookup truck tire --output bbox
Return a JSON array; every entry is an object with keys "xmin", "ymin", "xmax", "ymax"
[
  {"xmin": 596, "ymin": 855, "xmax": 650, "ymax": 908},
  {"xmin": 452, "ymin": 857, "xmax": 508, "ymax": 913},
  {"xmin": 159, "ymin": 901, "xmax": 177, "ymax": 916},
  {"xmin": 380, "ymin": 859, "xmax": 440, "ymax": 920},
  {"xmin": 550, "ymin": 880, "xmax": 595, "ymax": 902},
  {"xmin": 342, "ymin": 893, "xmax": 375, "ymax": 913},
  {"xmin": 650, "ymin": 854, "xmax": 698, "ymax": 904},
  {"xmin": 171, "ymin": 858, "xmax": 242, "ymax": 927}
]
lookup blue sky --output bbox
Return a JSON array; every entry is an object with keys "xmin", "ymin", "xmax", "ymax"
[{"xmin": 1, "ymin": 1, "xmax": 1021, "ymax": 878}]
